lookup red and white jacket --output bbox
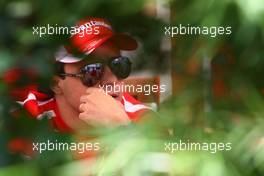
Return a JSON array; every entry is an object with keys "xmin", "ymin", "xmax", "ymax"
[{"xmin": 3, "ymin": 68, "xmax": 150, "ymax": 133}]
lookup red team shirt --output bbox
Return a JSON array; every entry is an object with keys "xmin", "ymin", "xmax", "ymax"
[
  {"xmin": 6, "ymin": 80, "xmax": 149, "ymax": 157},
  {"xmin": 3, "ymin": 69, "xmax": 149, "ymax": 133},
  {"xmin": 10, "ymin": 84, "xmax": 149, "ymax": 133}
]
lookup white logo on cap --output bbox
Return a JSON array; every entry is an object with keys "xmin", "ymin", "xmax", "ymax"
[{"xmin": 77, "ymin": 21, "xmax": 112, "ymax": 32}]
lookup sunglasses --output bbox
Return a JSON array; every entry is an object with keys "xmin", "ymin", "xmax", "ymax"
[{"xmin": 59, "ymin": 56, "xmax": 131, "ymax": 86}]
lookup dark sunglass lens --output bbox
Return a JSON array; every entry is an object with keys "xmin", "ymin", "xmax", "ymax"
[
  {"xmin": 109, "ymin": 57, "xmax": 131, "ymax": 79},
  {"xmin": 80, "ymin": 63, "xmax": 103, "ymax": 86}
]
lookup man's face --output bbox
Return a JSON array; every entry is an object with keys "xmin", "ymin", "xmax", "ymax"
[{"xmin": 57, "ymin": 41, "xmax": 123, "ymax": 112}]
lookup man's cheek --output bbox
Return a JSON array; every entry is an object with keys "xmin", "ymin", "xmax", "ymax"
[
  {"xmin": 65, "ymin": 90, "xmax": 83, "ymax": 111},
  {"xmin": 65, "ymin": 94, "xmax": 79, "ymax": 110},
  {"xmin": 68, "ymin": 82, "xmax": 86, "ymax": 97}
]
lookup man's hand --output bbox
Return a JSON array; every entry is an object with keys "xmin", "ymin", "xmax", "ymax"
[{"xmin": 79, "ymin": 88, "xmax": 130, "ymax": 127}]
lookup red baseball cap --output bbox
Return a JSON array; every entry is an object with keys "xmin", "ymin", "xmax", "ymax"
[{"xmin": 55, "ymin": 17, "xmax": 138, "ymax": 63}]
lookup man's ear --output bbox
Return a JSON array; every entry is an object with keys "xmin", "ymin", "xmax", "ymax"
[{"xmin": 51, "ymin": 76, "xmax": 63, "ymax": 95}]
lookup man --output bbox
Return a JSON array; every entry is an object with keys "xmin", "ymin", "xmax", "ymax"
[{"xmin": 5, "ymin": 17, "xmax": 148, "ymax": 133}]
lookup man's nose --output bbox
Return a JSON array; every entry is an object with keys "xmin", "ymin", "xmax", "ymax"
[{"xmin": 100, "ymin": 66, "xmax": 122, "ymax": 86}]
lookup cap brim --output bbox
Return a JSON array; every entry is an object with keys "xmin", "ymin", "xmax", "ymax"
[
  {"xmin": 110, "ymin": 33, "xmax": 138, "ymax": 51},
  {"xmin": 86, "ymin": 33, "xmax": 138, "ymax": 53},
  {"xmin": 56, "ymin": 33, "xmax": 138, "ymax": 63}
]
